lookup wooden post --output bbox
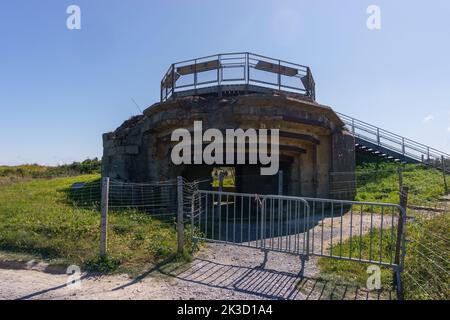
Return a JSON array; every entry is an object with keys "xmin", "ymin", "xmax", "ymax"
[
  {"xmin": 177, "ymin": 176, "xmax": 184, "ymax": 254},
  {"xmin": 278, "ymin": 170, "xmax": 283, "ymax": 195},
  {"xmin": 394, "ymin": 186, "xmax": 408, "ymax": 300},
  {"xmin": 442, "ymin": 156, "xmax": 448, "ymax": 194},
  {"xmin": 100, "ymin": 177, "xmax": 110, "ymax": 256}
]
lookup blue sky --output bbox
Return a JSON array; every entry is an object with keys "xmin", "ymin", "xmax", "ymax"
[{"xmin": 0, "ymin": 0, "xmax": 449, "ymax": 165}]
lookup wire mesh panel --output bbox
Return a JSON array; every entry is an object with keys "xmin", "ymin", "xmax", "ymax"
[
  {"xmin": 402, "ymin": 208, "xmax": 450, "ymax": 300},
  {"xmin": 66, "ymin": 179, "xmax": 102, "ymax": 208},
  {"xmin": 182, "ymin": 178, "xmax": 201, "ymax": 221},
  {"xmin": 108, "ymin": 179, "xmax": 178, "ymax": 217}
]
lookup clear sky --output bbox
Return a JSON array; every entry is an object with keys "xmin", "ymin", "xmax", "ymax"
[{"xmin": 1, "ymin": 0, "xmax": 449, "ymax": 165}]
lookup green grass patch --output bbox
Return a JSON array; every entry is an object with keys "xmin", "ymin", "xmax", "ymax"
[
  {"xmin": 318, "ymin": 213, "xmax": 449, "ymax": 300},
  {"xmin": 319, "ymin": 157, "xmax": 449, "ymax": 300},
  {"xmin": 354, "ymin": 161, "xmax": 447, "ymax": 206},
  {"xmin": 403, "ymin": 213, "xmax": 449, "ymax": 300},
  {"xmin": 317, "ymin": 226, "xmax": 397, "ymax": 289},
  {"xmin": 0, "ymin": 174, "xmax": 190, "ymax": 275},
  {"xmin": 0, "ymin": 159, "xmax": 101, "ymax": 186}
]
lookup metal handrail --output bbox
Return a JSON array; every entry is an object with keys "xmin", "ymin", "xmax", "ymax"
[
  {"xmin": 338, "ymin": 112, "xmax": 449, "ymax": 166},
  {"xmin": 160, "ymin": 52, "xmax": 315, "ymax": 102}
]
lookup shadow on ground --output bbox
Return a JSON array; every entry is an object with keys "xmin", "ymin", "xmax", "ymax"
[{"xmin": 134, "ymin": 257, "xmax": 394, "ymax": 300}]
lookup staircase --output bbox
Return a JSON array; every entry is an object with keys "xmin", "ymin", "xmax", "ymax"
[{"xmin": 338, "ymin": 113, "xmax": 450, "ymax": 173}]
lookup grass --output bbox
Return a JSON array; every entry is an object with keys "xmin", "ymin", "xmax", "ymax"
[
  {"xmin": 317, "ymin": 213, "xmax": 449, "ymax": 300},
  {"xmin": 354, "ymin": 162, "xmax": 447, "ymax": 206},
  {"xmin": 319, "ymin": 157, "xmax": 449, "ymax": 300},
  {"xmin": 317, "ymin": 226, "xmax": 397, "ymax": 291},
  {"xmin": 0, "ymin": 174, "xmax": 190, "ymax": 275},
  {"xmin": 0, "ymin": 159, "xmax": 101, "ymax": 186},
  {"xmin": 402, "ymin": 213, "xmax": 449, "ymax": 300},
  {"xmin": 1, "ymin": 156, "xmax": 447, "ymax": 293},
  {"xmin": 211, "ymin": 177, "xmax": 235, "ymax": 188}
]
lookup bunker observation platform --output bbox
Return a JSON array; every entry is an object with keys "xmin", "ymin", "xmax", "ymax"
[{"xmin": 160, "ymin": 52, "xmax": 316, "ymax": 102}]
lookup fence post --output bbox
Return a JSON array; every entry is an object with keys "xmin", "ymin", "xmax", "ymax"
[
  {"xmin": 191, "ymin": 189, "xmax": 196, "ymax": 251},
  {"xmin": 278, "ymin": 170, "xmax": 283, "ymax": 195},
  {"xmin": 442, "ymin": 156, "xmax": 448, "ymax": 194},
  {"xmin": 177, "ymin": 176, "xmax": 185, "ymax": 254},
  {"xmin": 100, "ymin": 177, "xmax": 110, "ymax": 257},
  {"xmin": 394, "ymin": 185, "xmax": 408, "ymax": 300}
]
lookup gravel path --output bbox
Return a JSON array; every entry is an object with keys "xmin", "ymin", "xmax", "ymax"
[{"xmin": 0, "ymin": 212, "xmax": 395, "ymax": 300}]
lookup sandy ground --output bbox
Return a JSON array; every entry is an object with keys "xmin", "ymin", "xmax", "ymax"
[{"xmin": 0, "ymin": 212, "xmax": 395, "ymax": 300}]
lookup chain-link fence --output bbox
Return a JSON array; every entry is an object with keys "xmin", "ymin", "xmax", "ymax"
[
  {"xmin": 403, "ymin": 202, "xmax": 449, "ymax": 300},
  {"xmin": 65, "ymin": 177, "xmax": 200, "ymax": 258}
]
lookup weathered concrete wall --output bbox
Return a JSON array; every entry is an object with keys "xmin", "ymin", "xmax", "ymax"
[
  {"xmin": 329, "ymin": 131, "xmax": 356, "ymax": 199},
  {"xmin": 316, "ymin": 135, "xmax": 331, "ymax": 198},
  {"xmin": 102, "ymin": 93, "xmax": 355, "ymax": 199}
]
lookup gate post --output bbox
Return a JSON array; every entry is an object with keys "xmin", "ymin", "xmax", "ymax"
[
  {"xmin": 190, "ymin": 190, "xmax": 198, "ymax": 253},
  {"xmin": 394, "ymin": 186, "xmax": 408, "ymax": 300},
  {"xmin": 100, "ymin": 177, "xmax": 110, "ymax": 257},
  {"xmin": 177, "ymin": 176, "xmax": 185, "ymax": 254}
]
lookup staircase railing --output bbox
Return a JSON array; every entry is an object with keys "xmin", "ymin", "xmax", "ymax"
[{"xmin": 338, "ymin": 113, "xmax": 450, "ymax": 169}]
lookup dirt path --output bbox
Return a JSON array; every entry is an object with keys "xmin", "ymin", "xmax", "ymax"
[
  {"xmin": 0, "ymin": 212, "xmax": 394, "ymax": 300},
  {"xmin": 0, "ymin": 246, "xmax": 389, "ymax": 300}
]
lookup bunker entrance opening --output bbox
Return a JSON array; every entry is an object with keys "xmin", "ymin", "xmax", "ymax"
[{"xmin": 181, "ymin": 162, "xmax": 293, "ymax": 195}]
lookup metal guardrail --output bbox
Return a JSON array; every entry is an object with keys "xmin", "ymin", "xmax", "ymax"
[
  {"xmin": 338, "ymin": 113, "xmax": 450, "ymax": 168},
  {"xmin": 161, "ymin": 52, "xmax": 315, "ymax": 102}
]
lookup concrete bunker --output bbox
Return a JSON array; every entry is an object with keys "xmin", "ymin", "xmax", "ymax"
[{"xmin": 102, "ymin": 53, "xmax": 355, "ymax": 199}]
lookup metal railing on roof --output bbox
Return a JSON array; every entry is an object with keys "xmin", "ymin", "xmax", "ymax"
[{"xmin": 160, "ymin": 52, "xmax": 315, "ymax": 102}]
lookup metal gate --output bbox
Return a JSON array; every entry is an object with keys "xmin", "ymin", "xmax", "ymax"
[
  {"xmin": 298, "ymin": 196, "xmax": 407, "ymax": 297},
  {"xmin": 190, "ymin": 190, "xmax": 406, "ymax": 295},
  {"xmin": 190, "ymin": 191, "xmax": 310, "ymax": 256}
]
